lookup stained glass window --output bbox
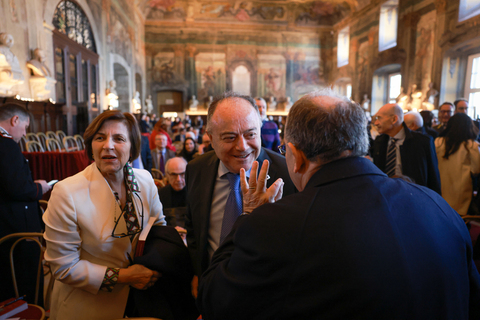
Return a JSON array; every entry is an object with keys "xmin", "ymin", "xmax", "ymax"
[{"xmin": 53, "ymin": 0, "xmax": 96, "ymax": 52}]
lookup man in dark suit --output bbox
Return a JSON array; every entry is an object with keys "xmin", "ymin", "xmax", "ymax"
[
  {"xmin": 159, "ymin": 157, "xmax": 188, "ymax": 228},
  {"xmin": 132, "ymin": 135, "xmax": 152, "ymax": 173},
  {"xmin": 185, "ymin": 92, "xmax": 295, "ymax": 296},
  {"xmin": 0, "ymin": 104, "xmax": 51, "ymax": 303},
  {"xmin": 372, "ymin": 103, "xmax": 441, "ymax": 194},
  {"xmin": 152, "ymin": 133, "xmax": 176, "ymax": 174},
  {"xmin": 198, "ymin": 89, "xmax": 480, "ymax": 319},
  {"xmin": 433, "ymin": 102, "xmax": 454, "ymax": 134},
  {"xmin": 404, "ymin": 111, "xmax": 438, "ymax": 139}
]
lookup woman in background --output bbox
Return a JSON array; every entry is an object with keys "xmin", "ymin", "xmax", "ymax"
[
  {"xmin": 435, "ymin": 113, "xmax": 480, "ymax": 216},
  {"xmin": 43, "ymin": 111, "xmax": 166, "ymax": 320},
  {"xmin": 178, "ymin": 137, "xmax": 198, "ymax": 162}
]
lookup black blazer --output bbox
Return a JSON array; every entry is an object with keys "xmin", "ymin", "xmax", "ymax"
[
  {"xmin": 198, "ymin": 157, "xmax": 480, "ymax": 319},
  {"xmin": 372, "ymin": 123, "xmax": 441, "ymax": 194},
  {"xmin": 185, "ymin": 148, "xmax": 296, "ymax": 276},
  {"xmin": 132, "ymin": 226, "xmax": 198, "ymax": 320},
  {"xmin": 0, "ymin": 135, "xmax": 44, "ymax": 303},
  {"xmin": 140, "ymin": 135, "xmax": 152, "ymax": 173}
]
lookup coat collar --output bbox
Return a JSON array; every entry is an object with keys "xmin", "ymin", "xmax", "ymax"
[{"xmin": 305, "ymin": 157, "xmax": 386, "ymax": 189}]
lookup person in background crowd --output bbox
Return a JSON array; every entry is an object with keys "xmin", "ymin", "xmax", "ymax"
[
  {"xmin": 372, "ymin": 103, "xmax": 441, "ymax": 194},
  {"xmin": 159, "ymin": 157, "xmax": 188, "ymax": 240},
  {"xmin": 404, "ymin": 111, "xmax": 438, "ymax": 139},
  {"xmin": 0, "ymin": 104, "xmax": 51, "ymax": 304},
  {"xmin": 178, "ymin": 137, "xmax": 198, "ymax": 163},
  {"xmin": 255, "ymin": 97, "xmax": 281, "ymax": 152},
  {"xmin": 198, "ymin": 133, "xmax": 213, "ymax": 154},
  {"xmin": 197, "ymin": 89, "xmax": 480, "ymax": 320},
  {"xmin": 193, "ymin": 116, "xmax": 203, "ymax": 129},
  {"xmin": 152, "ymin": 133, "xmax": 176, "ymax": 174},
  {"xmin": 434, "ymin": 102, "xmax": 455, "ymax": 134},
  {"xmin": 150, "ymin": 119, "xmax": 175, "ymax": 152},
  {"xmin": 43, "ymin": 110, "xmax": 165, "ymax": 320},
  {"xmin": 435, "ymin": 113, "xmax": 480, "ymax": 216}
]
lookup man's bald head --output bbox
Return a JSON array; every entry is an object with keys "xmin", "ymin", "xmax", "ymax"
[
  {"xmin": 374, "ymin": 103, "xmax": 404, "ymax": 137},
  {"xmin": 285, "ymin": 88, "xmax": 368, "ymax": 163},
  {"xmin": 404, "ymin": 112, "xmax": 423, "ymax": 131}
]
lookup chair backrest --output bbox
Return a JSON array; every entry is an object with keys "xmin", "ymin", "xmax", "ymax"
[
  {"xmin": 151, "ymin": 168, "xmax": 164, "ymax": 180},
  {"xmin": 36, "ymin": 133, "xmax": 48, "ymax": 151},
  {"xmin": 45, "ymin": 131, "xmax": 58, "ymax": 140},
  {"xmin": 154, "ymin": 178, "xmax": 166, "ymax": 190},
  {"xmin": 56, "ymin": 130, "xmax": 66, "ymax": 141},
  {"xmin": 26, "ymin": 141, "xmax": 45, "ymax": 152},
  {"xmin": 38, "ymin": 200, "xmax": 48, "ymax": 215},
  {"xmin": 73, "ymin": 134, "xmax": 85, "ymax": 150},
  {"xmin": 26, "ymin": 132, "xmax": 39, "ymax": 142},
  {"xmin": 63, "ymin": 136, "xmax": 78, "ymax": 152},
  {"xmin": 46, "ymin": 138, "xmax": 61, "ymax": 152},
  {"xmin": 0, "ymin": 233, "xmax": 45, "ymax": 305},
  {"xmin": 19, "ymin": 136, "xmax": 27, "ymax": 152}
]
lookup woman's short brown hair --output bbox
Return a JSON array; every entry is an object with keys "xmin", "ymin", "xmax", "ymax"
[{"xmin": 84, "ymin": 110, "xmax": 142, "ymax": 162}]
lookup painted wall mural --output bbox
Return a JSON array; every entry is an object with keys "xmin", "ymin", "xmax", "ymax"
[
  {"xmin": 414, "ymin": 10, "xmax": 436, "ymax": 94},
  {"xmin": 195, "ymin": 1, "xmax": 286, "ymax": 23},
  {"xmin": 146, "ymin": 0, "xmax": 185, "ymax": 20},
  {"xmin": 152, "ymin": 52, "xmax": 177, "ymax": 84},
  {"xmin": 292, "ymin": 53, "xmax": 326, "ymax": 97},
  {"xmin": 195, "ymin": 52, "xmax": 226, "ymax": 101},
  {"xmin": 295, "ymin": 1, "xmax": 351, "ymax": 26},
  {"xmin": 107, "ymin": 7, "xmax": 133, "ymax": 63},
  {"xmin": 257, "ymin": 54, "xmax": 286, "ymax": 98}
]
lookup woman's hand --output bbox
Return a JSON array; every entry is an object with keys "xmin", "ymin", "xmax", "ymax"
[
  {"xmin": 240, "ymin": 160, "xmax": 284, "ymax": 214},
  {"xmin": 118, "ymin": 264, "xmax": 161, "ymax": 290}
]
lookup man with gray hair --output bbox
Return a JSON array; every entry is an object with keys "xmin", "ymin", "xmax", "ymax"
[
  {"xmin": 0, "ymin": 104, "xmax": 51, "ymax": 303},
  {"xmin": 404, "ymin": 111, "xmax": 438, "ymax": 139},
  {"xmin": 255, "ymin": 97, "xmax": 281, "ymax": 152},
  {"xmin": 372, "ymin": 103, "xmax": 440, "ymax": 193},
  {"xmin": 197, "ymin": 89, "xmax": 480, "ymax": 319}
]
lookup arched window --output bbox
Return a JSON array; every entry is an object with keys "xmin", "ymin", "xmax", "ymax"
[
  {"xmin": 53, "ymin": 0, "xmax": 96, "ymax": 52},
  {"xmin": 232, "ymin": 65, "xmax": 251, "ymax": 96},
  {"xmin": 52, "ymin": 0, "xmax": 99, "ymax": 135}
]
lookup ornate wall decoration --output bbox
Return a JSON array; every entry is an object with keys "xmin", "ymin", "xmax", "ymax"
[
  {"xmin": 195, "ymin": 52, "xmax": 226, "ymax": 101},
  {"xmin": 414, "ymin": 10, "xmax": 436, "ymax": 92},
  {"xmin": 295, "ymin": 1, "xmax": 352, "ymax": 26},
  {"xmin": 257, "ymin": 54, "xmax": 286, "ymax": 98},
  {"xmin": 195, "ymin": 1, "xmax": 286, "ymax": 23},
  {"xmin": 146, "ymin": 0, "xmax": 186, "ymax": 20},
  {"xmin": 152, "ymin": 51, "xmax": 177, "ymax": 84}
]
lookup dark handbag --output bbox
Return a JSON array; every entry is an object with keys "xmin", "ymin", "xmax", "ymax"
[{"xmin": 131, "ymin": 225, "xmax": 199, "ymax": 320}]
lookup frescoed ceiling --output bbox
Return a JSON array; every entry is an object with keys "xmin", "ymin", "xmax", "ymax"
[{"xmin": 137, "ymin": 0, "xmax": 371, "ymax": 27}]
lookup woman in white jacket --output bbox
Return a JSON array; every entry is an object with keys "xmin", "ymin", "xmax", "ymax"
[
  {"xmin": 435, "ymin": 113, "xmax": 480, "ymax": 216},
  {"xmin": 43, "ymin": 111, "xmax": 166, "ymax": 320}
]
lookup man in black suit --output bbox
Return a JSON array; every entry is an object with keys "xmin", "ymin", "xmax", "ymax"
[
  {"xmin": 433, "ymin": 102, "xmax": 454, "ymax": 134},
  {"xmin": 159, "ymin": 157, "xmax": 188, "ymax": 228},
  {"xmin": 152, "ymin": 133, "xmax": 176, "ymax": 174},
  {"xmin": 0, "ymin": 104, "xmax": 51, "ymax": 303},
  {"xmin": 404, "ymin": 111, "xmax": 438, "ymax": 139},
  {"xmin": 198, "ymin": 89, "xmax": 480, "ymax": 320},
  {"xmin": 185, "ymin": 92, "xmax": 295, "ymax": 296},
  {"xmin": 372, "ymin": 103, "xmax": 441, "ymax": 194}
]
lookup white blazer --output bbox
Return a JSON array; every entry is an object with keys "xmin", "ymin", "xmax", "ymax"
[{"xmin": 43, "ymin": 163, "xmax": 166, "ymax": 320}]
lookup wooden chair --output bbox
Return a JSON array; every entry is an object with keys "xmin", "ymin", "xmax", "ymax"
[
  {"xmin": 0, "ymin": 232, "xmax": 51, "ymax": 320},
  {"xmin": 36, "ymin": 133, "xmax": 48, "ymax": 151},
  {"xmin": 26, "ymin": 141, "xmax": 45, "ymax": 152},
  {"xmin": 151, "ymin": 168, "xmax": 164, "ymax": 180},
  {"xmin": 45, "ymin": 131, "xmax": 58, "ymax": 140},
  {"xmin": 26, "ymin": 132, "xmax": 40, "ymax": 142},
  {"xmin": 74, "ymin": 134, "xmax": 85, "ymax": 150},
  {"xmin": 46, "ymin": 138, "xmax": 62, "ymax": 151},
  {"xmin": 154, "ymin": 178, "xmax": 166, "ymax": 190},
  {"xmin": 63, "ymin": 136, "xmax": 79, "ymax": 152},
  {"xmin": 19, "ymin": 136, "xmax": 27, "ymax": 152},
  {"xmin": 39, "ymin": 200, "xmax": 48, "ymax": 215},
  {"xmin": 56, "ymin": 130, "xmax": 66, "ymax": 144}
]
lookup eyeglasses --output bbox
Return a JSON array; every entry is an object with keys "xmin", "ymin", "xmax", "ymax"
[
  {"xmin": 278, "ymin": 144, "xmax": 286, "ymax": 155},
  {"xmin": 167, "ymin": 171, "xmax": 185, "ymax": 178},
  {"xmin": 111, "ymin": 193, "xmax": 144, "ymax": 238}
]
